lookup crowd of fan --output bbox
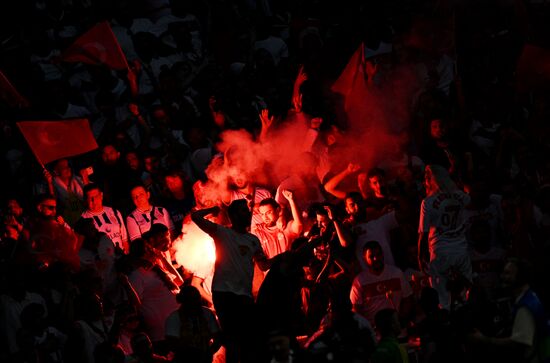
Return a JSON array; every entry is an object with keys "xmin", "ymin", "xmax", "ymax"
[{"xmin": 1, "ymin": 0, "xmax": 550, "ymax": 363}]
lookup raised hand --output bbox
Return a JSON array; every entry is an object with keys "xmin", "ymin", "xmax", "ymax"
[
  {"xmin": 295, "ymin": 65, "xmax": 308, "ymax": 87},
  {"xmin": 323, "ymin": 205, "xmax": 334, "ymax": 221},
  {"xmin": 310, "ymin": 116, "xmax": 323, "ymax": 130},
  {"xmin": 259, "ymin": 109, "xmax": 274, "ymax": 131},
  {"xmin": 281, "ymin": 189, "xmax": 294, "ymax": 201},
  {"xmin": 346, "ymin": 163, "xmax": 361, "ymax": 174}
]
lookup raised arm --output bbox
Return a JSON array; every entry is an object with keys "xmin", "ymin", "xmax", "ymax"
[
  {"xmin": 324, "ymin": 163, "xmax": 361, "ymax": 200},
  {"xmin": 191, "ymin": 206, "xmax": 220, "ymax": 235},
  {"xmin": 281, "ymin": 190, "xmax": 302, "ymax": 236},
  {"xmin": 259, "ymin": 109, "xmax": 275, "ymax": 144},
  {"xmin": 324, "ymin": 205, "xmax": 353, "ymax": 248}
]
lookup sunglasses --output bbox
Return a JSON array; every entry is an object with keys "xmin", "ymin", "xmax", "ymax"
[{"xmin": 41, "ymin": 205, "xmax": 57, "ymax": 211}]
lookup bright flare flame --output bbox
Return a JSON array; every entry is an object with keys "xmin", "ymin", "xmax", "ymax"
[{"xmin": 173, "ymin": 220, "xmax": 216, "ymax": 276}]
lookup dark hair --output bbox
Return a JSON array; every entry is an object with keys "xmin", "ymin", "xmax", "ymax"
[
  {"xmin": 367, "ymin": 168, "xmax": 385, "ymax": 179},
  {"xmin": 129, "ymin": 183, "xmax": 147, "ymax": 194},
  {"xmin": 363, "ymin": 240, "xmax": 382, "ymax": 253},
  {"xmin": 129, "ymin": 238, "xmax": 147, "ymax": 259},
  {"xmin": 345, "ymin": 191, "xmax": 363, "ymax": 202},
  {"xmin": 420, "ymin": 287, "xmax": 440, "ymax": 313},
  {"xmin": 83, "ymin": 183, "xmax": 102, "ymax": 195},
  {"xmin": 374, "ymin": 308, "xmax": 397, "ymax": 336},
  {"xmin": 228, "ymin": 199, "xmax": 248, "ymax": 218},
  {"xmin": 176, "ymin": 285, "xmax": 202, "ymax": 309},
  {"xmin": 142, "ymin": 224, "xmax": 169, "ymax": 243},
  {"xmin": 259, "ymin": 198, "xmax": 279, "ymax": 210},
  {"xmin": 35, "ymin": 193, "xmax": 56, "ymax": 206}
]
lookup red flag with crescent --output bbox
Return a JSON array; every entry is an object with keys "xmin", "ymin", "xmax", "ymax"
[
  {"xmin": 61, "ymin": 21, "xmax": 128, "ymax": 70},
  {"xmin": 17, "ymin": 119, "xmax": 98, "ymax": 165}
]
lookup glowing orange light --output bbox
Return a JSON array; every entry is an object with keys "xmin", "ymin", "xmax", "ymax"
[{"xmin": 173, "ymin": 221, "xmax": 216, "ymax": 276}]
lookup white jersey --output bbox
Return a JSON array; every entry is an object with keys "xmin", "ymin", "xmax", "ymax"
[
  {"xmin": 126, "ymin": 206, "xmax": 175, "ymax": 241},
  {"xmin": 419, "ymin": 191, "xmax": 470, "ymax": 259},
  {"xmin": 82, "ymin": 206, "xmax": 129, "ymax": 253}
]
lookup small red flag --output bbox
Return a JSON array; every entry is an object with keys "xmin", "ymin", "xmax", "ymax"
[
  {"xmin": 0, "ymin": 70, "xmax": 30, "ymax": 108},
  {"xmin": 61, "ymin": 21, "xmax": 129, "ymax": 70},
  {"xmin": 17, "ymin": 119, "xmax": 98, "ymax": 165},
  {"xmin": 516, "ymin": 44, "xmax": 550, "ymax": 92}
]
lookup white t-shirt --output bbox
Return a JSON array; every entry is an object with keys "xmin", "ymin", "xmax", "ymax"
[
  {"xmin": 82, "ymin": 206, "xmax": 129, "ymax": 253},
  {"xmin": 126, "ymin": 206, "xmax": 175, "ymax": 241},
  {"xmin": 207, "ymin": 225, "xmax": 266, "ymax": 298},
  {"xmin": 350, "ymin": 265, "xmax": 412, "ymax": 324},
  {"xmin": 355, "ymin": 211, "xmax": 399, "ymax": 268},
  {"xmin": 419, "ymin": 191, "xmax": 470, "ymax": 259},
  {"xmin": 129, "ymin": 267, "xmax": 180, "ymax": 342}
]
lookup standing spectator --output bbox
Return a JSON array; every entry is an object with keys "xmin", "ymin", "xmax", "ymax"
[
  {"xmin": 418, "ymin": 165, "xmax": 472, "ymax": 309},
  {"xmin": 191, "ymin": 200, "xmax": 272, "ymax": 363},
  {"xmin": 252, "ymin": 192, "xmax": 302, "ymax": 259}
]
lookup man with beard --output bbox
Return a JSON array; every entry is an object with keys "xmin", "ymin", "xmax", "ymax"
[
  {"xmin": 350, "ymin": 241, "xmax": 413, "ymax": 326},
  {"xmin": 24, "ymin": 194, "xmax": 80, "ymax": 269},
  {"xmin": 253, "ymin": 191, "xmax": 302, "ymax": 259}
]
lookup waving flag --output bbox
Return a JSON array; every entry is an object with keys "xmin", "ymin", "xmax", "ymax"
[
  {"xmin": 61, "ymin": 21, "xmax": 129, "ymax": 70},
  {"xmin": 17, "ymin": 119, "xmax": 98, "ymax": 165}
]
